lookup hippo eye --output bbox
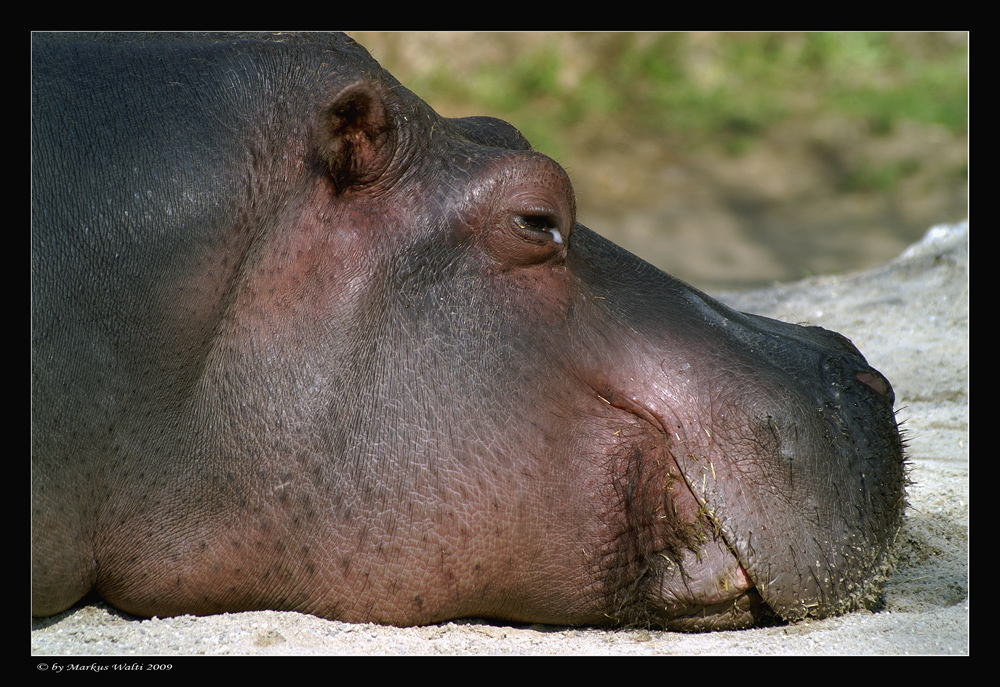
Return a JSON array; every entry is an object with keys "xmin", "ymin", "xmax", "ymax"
[{"xmin": 514, "ymin": 215, "xmax": 563, "ymax": 244}]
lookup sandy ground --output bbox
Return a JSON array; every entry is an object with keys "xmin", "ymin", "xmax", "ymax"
[{"xmin": 30, "ymin": 221, "xmax": 968, "ymax": 657}]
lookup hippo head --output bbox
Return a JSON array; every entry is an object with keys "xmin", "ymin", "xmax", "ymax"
[
  {"xmin": 30, "ymin": 33, "xmax": 907, "ymax": 631},
  {"xmin": 285, "ymin": 50, "xmax": 906, "ymax": 630}
]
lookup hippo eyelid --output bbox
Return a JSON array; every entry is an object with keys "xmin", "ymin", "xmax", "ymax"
[
  {"xmin": 514, "ymin": 214, "xmax": 562, "ymax": 244},
  {"xmin": 514, "ymin": 214, "xmax": 552, "ymax": 231}
]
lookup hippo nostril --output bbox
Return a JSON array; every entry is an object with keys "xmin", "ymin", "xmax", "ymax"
[
  {"xmin": 821, "ymin": 354, "xmax": 895, "ymax": 404},
  {"xmin": 856, "ymin": 370, "xmax": 894, "ymax": 402}
]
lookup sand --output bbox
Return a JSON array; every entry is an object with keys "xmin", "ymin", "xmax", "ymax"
[{"xmin": 31, "ymin": 222, "xmax": 969, "ymax": 657}]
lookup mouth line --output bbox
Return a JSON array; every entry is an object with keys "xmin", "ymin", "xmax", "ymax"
[
  {"xmin": 651, "ymin": 509, "xmax": 784, "ymax": 630},
  {"xmin": 669, "ymin": 450, "xmax": 779, "ymax": 619},
  {"xmin": 655, "ymin": 502, "xmax": 776, "ymax": 627},
  {"xmin": 593, "ymin": 385, "xmax": 787, "ymax": 628}
]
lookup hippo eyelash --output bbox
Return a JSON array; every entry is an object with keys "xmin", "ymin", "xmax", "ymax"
[{"xmin": 514, "ymin": 215, "xmax": 563, "ymax": 244}]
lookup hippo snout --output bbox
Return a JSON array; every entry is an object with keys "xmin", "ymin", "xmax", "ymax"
[{"xmin": 640, "ymin": 308, "xmax": 906, "ymax": 629}]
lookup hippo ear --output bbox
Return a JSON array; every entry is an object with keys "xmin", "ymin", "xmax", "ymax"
[{"xmin": 317, "ymin": 82, "xmax": 393, "ymax": 191}]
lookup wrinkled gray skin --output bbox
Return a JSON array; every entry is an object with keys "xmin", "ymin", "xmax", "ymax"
[{"xmin": 31, "ymin": 33, "xmax": 905, "ymax": 631}]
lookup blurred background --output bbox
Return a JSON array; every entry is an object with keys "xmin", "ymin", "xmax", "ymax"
[{"xmin": 349, "ymin": 32, "xmax": 968, "ymax": 292}]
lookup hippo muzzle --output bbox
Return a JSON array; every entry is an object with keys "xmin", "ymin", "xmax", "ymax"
[{"xmin": 570, "ymin": 231, "xmax": 906, "ymax": 629}]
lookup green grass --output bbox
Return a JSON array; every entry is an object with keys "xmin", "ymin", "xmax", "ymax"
[{"xmin": 400, "ymin": 32, "xmax": 967, "ymax": 160}]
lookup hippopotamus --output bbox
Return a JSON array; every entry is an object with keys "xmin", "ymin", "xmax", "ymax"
[{"xmin": 31, "ymin": 32, "xmax": 906, "ymax": 631}]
